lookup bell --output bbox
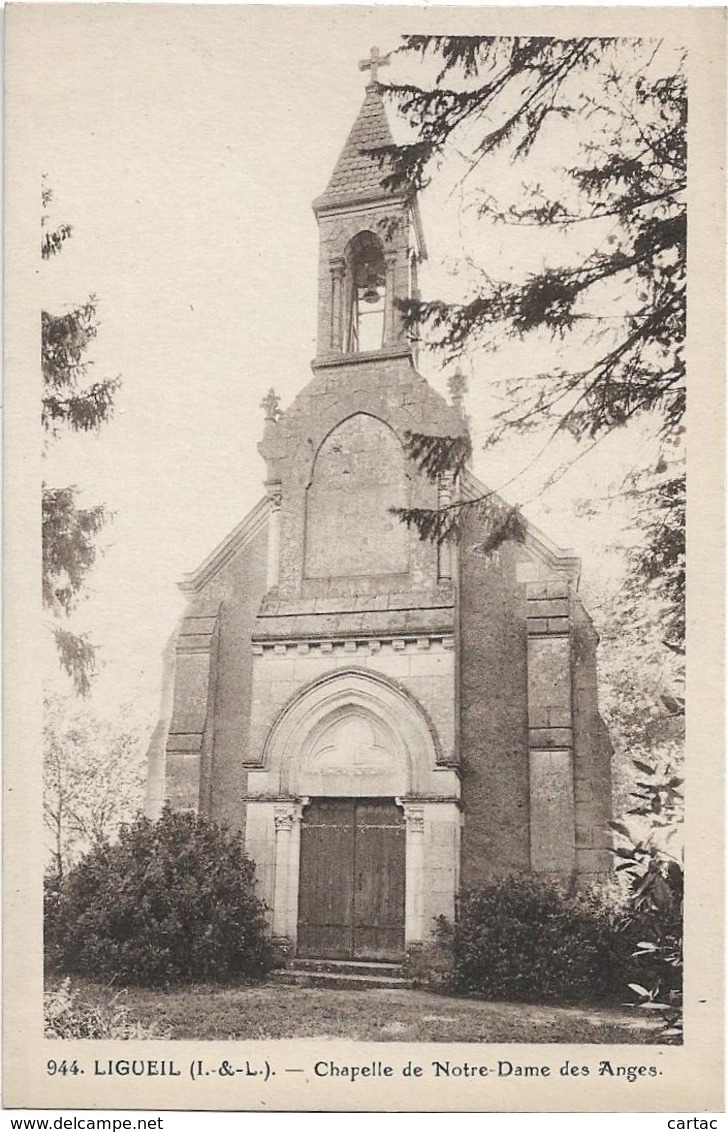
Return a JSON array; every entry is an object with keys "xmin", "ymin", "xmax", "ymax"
[{"xmin": 361, "ymin": 273, "xmax": 382, "ymax": 304}]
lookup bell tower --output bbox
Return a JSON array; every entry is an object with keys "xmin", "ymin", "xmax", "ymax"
[
  {"xmin": 243, "ymin": 54, "xmax": 463, "ymax": 951},
  {"xmin": 312, "ymin": 46, "xmax": 426, "ymax": 365},
  {"xmin": 256, "ymin": 47, "xmax": 462, "ymax": 608}
]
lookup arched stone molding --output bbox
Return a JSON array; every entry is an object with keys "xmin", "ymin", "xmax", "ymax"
[
  {"xmin": 325, "ymin": 212, "xmax": 404, "ymax": 268},
  {"xmin": 305, "ymin": 411, "xmax": 407, "ymax": 489},
  {"xmin": 248, "ymin": 667, "xmax": 457, "ymax": 800}
]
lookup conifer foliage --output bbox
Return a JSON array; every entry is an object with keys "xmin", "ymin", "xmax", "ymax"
[
  {"xmin": 382, "ymin": 37, "xmax": 686, "ymax": 645},
  {"xmin": 42, "ymin": 180, "xmax": 120, "ymax": 693}
]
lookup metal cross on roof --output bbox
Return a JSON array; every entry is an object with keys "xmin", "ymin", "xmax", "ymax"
[{"xmin": 359, "ymin": 45, "xmax": 390, "ymax": 85}]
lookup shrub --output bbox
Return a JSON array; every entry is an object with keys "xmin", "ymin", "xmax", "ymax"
[
  {"xmin": 442, "ymin": 874, "xmax": 635, "ymax": 1004},
  {"xmin": 609, "ymin": 753, "xmax": 684, "ymax": 1040},
  {"xmin": 44, "ymin": 979, "xmax": 168, "ymax": 1039},
  {"xmin": 47, "ymin": 808, "xmax": 273, "ymax": 986}
]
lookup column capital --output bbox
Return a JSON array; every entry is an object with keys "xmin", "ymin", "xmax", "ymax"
[
  {"xmin": 274, "ymin": 800, "xmax": 306, "ymax": 830},
  {"xmin": 399, "ymin": 801, "xmax": 425, "ymax": 833},
  {"xmin": 274, "ymin": 804, "xmax": 295, "ymax": 831},
  {"xmin": 329, "ymin": 254, "xmax": 346, "ymax": 278}
]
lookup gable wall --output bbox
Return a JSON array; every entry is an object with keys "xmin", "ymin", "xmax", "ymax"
[{"xmin": 259, "ymin": 355, "xmax": 463, "ymax": 603}]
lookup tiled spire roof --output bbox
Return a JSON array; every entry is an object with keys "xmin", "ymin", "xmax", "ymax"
[{"xmin": 314, "ymin": 84, "xmax": 400, "ymax": 210}]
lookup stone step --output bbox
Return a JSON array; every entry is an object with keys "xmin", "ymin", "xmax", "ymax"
[
  {"xmin": 290, "ymin": 957, "xmax": 407, "ymax": 978},
  {"xmin": 271, "ymin": 968, "xmax": 414, "ymax": 992}
]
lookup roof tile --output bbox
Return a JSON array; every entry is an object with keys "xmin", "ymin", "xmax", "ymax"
[{"xmin": 316, "ymin": 84, "xmax": 397, "ymax": 208}]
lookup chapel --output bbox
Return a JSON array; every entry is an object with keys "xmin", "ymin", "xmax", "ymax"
[{"xmin": 146, "ymin": 52, "xmax": 613, "ymax": 964}]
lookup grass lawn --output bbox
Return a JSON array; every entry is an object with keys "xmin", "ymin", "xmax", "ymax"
[{"xmin": 52, "ymin": 978, "xmax": 668, "ymax": 1044}]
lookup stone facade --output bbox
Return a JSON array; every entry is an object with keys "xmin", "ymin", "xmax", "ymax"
[{"xmin": 147, "ymin": 75, "xmax": 612, "ymax": 958}]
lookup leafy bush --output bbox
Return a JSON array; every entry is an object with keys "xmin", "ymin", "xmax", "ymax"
[
  {"xmin": 609, "ymin": 753, "xmax": 684, "ymax": 1041},
  {"xmin": 44, "ymin": 979, "xmax": 168, "ymax": 1039},
  {"xmin": 441, "ymin": 875, "xmax": 635, "ymax": 1004},
  {"xmin": 47, "ymin": 808, "xmax": 273, "ymax": 986}
]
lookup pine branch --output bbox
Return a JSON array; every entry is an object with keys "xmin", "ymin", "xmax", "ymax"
[
  {"xmin": 43, "ymin": 377, "xmax": 121, "ymax": 434},
  {"xmin": 42, "ymin": 486, "xmax": 109, "ymax": 614},
  {"xmin": 404, "ymin": 431, "xmax": 472, "ymax": 481},
  {"xmin": 393, "ymin": 496, "xmax": 527, "ymax": 554},
  {"xmin": 52, "ymin": 628, "xmax": 97, "ymax": 697},
  {"xmin": 383, "ymin": 37, "xmax": 686, "ymax": 645},
  {"xmin": 41, "ymin": 183, "xmax": 121, "ymax": 694}
]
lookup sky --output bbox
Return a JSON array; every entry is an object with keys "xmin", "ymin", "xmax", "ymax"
[{"xmin": 20, "ymin": 7, "xmax": 655, "ymax": 733}]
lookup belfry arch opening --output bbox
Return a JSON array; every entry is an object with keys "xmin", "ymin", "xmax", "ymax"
[{"xmin": 344, "ymin": 231, "xmax": 386, "ymax": 353}]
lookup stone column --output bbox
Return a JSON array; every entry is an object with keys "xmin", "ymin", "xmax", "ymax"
[
  {"xmin": 384, "ymin": 250, "xmax": 398, "ymax": 346},
  {"xmin": 265, "ymin": 485, "xmax": 282, "ymax": 591},
  {"xmin": 272, "ymin": 801, "xmax": 305, "ymax": 941},
  {"xmin": 526, "ymin": 580, "xmax": 576, "ymax": 876},
  {"xmin": 401, "ymin": 803, "xmax": 426, "ymax": 944},
  {"xmin": 272, "ymin": 804, "xmax": 293, "ymax": 938},
  {"xmin": 329, "ymin": 256, "xmax": 345, "ymax": 352}
]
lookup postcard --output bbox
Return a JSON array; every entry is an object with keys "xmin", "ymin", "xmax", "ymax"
[{"xmin": 4, "ymin": 3, "xmax": 724, "ymax": 1112}]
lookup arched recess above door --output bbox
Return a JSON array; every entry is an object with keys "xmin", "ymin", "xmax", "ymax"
[
  {"xmin": 253, "ymin": 667, "xmax": 456, "ymax": 800},
  {"xmin": 304, "ymin": 413, "xmax": 409, "ymax": 580}
]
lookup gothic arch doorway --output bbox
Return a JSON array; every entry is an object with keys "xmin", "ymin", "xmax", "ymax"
[{"xmin": 245, "ymin": 669, "xmax": 461, "ymax": 955}]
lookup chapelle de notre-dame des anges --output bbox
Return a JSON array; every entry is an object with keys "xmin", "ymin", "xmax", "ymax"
[{"xmin": 146, "ymin": 51, "xmax": 612, "ymax": 965}]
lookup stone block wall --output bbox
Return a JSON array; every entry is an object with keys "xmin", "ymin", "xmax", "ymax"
[
  {"xmin": 204, "ymin": 521, "xmax": 269, "ymax": 831},
  {"xmin": 572, "ymin": 597, "xmax": 613, "ymax": 878},
  {"xmin": 458, "ymin": 517, "xmax": 613, "ymax": 887},
  {"xmin": 422, "ymin": 801, "xmax": 461, "ymax": 927},
  {"xmin": 304, "ymin": 413, "xmax": 409, "ymax": 579},
  {"xmin": 164, "ymin": 604, "xmax": 221, "ymax": 812},
  {"xmin": 526, "ymin": 580, "xmax": 576, "ymax": 877},
  {"xmin": 458, "ymin": 537, "xmax": 531, "ymax": 885},
  {"xmin": 258, "ymin": 354, "xmax": 463, "ymax": 604}
]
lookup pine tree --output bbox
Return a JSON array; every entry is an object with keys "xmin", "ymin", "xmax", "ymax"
[
  {"xmin": 42, "ymin": 179, "xmax": 120, "ymax": 693},
  {"xmin": 380, "ymin": 36, "xmax": 685, "ymax": 649}
]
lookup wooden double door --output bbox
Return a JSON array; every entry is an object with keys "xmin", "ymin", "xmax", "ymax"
[{"xmin": 297, "ymin": 798, "xmax": 406, "ymax": 961}]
